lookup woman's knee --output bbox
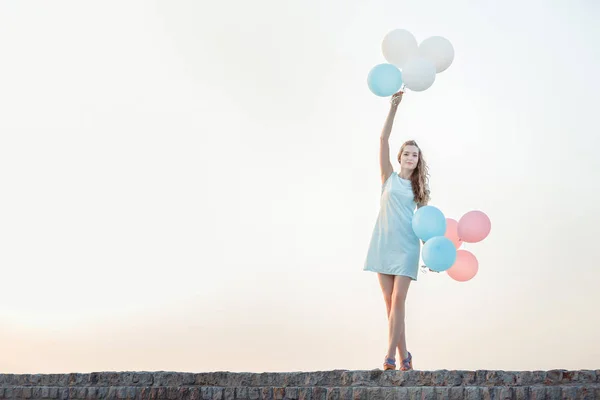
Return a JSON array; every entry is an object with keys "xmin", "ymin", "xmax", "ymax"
[
  {"xmin": 391, "ymin": 290, "xmax": 407, "ymax": 306},
  {"xmin": 383, "ymin": 293, "xmax": 393, "ymax": 308},
  {"xmin": 391, "ymin": 276, "xmax": 411, "ymax": 302},
  {"xmin": 378, "ymin": 274, "xmax": 395, "ymax": 303}
]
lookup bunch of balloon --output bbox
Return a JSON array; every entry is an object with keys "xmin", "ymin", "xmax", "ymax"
[
  {"xmin": 367, "ymin": 29, "xmax": 454, "ymax": 96},
  {"xmin": 446, "ymin": 211, "xmax": 492, "ymax": 282},
  {"xmin": 412, "ymin": 207, "xmax": 491, "ymax": 282}
]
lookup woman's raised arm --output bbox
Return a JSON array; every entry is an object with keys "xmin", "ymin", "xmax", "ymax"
[{"xmin": 379, "ymin": 91, "xmax": 403, "ymax": 185}]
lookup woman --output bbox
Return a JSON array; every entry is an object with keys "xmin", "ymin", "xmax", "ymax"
[{"xmin": 363, "ymin": 90, "xmax": 430, "ymax": 371}]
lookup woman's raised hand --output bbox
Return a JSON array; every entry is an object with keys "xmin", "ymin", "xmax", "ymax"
[{"xmin": 390, "ymin": 90, "xmax": 404, "ymax": 107}]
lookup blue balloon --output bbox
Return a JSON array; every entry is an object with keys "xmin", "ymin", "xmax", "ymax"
[
  {"xmin": 412, "ymin": 205, "xmax": 446, "ymax": 242},
  {"xmin": 367, "ymin": 64, "xmax": 403, "ymax": 97},
  {"xmin": 422, "ymin": 236, "xmax": 457, "ymax": 272}
]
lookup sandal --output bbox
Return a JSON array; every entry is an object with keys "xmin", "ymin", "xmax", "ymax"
[
  {"xmin": 400, "ymin": 352, "xmax": 413, "ymax": 371},
  {"xmin": 383, "ymin": 356, "xmax": 396, "ymax": 370}
]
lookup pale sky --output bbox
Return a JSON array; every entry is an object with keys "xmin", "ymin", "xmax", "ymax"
[{"xmin": 1, "ymin": 0, "xmax": 599, "ymax": 374}]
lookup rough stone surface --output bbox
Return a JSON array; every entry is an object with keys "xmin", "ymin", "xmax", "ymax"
[
  {"xmin": 2, "ymin": 370, "xmax": 599, "ymax": 388},
  {"xmin": 0, "ymin": 371, "xmax": 598, "ymax": 399}
]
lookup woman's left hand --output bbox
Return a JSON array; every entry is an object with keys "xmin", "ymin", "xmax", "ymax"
[{"xmin": 421, "ymin": 265, "xmax": 439, "ymax": 273}]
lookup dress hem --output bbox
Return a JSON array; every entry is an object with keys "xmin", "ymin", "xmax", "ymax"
[{"xmin": 363, "ymin": 267, "xmax": 417, "ymax": 281}]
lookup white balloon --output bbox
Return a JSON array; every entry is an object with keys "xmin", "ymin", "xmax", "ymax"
[
  {"xmin": 382, "ymin": 29, "xmax": 418, "ymax": 69},
  {"xmin": 402, "ymin": 57, "xmax": 436, "ymax": 92},
  {"xmin": 418, "ymin": 36, "xmax": 455, "ymax": 73}
]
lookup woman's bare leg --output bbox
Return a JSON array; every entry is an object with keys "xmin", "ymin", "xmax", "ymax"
[
  {"xmin": 378, "ymin": 273, "xmax": 395, "ymax": 363},
  {"xmin": 377, "ymin": 273, "xmax": 394, "ymax": 317},
  {"xmin": 386, "ymin": 275, "xmax": 411, "ymax": 361}
]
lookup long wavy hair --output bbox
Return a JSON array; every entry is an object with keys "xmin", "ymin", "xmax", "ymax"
[{"xmin": 397, "ymin": 140, "xmax": 430, "ymax": 205}]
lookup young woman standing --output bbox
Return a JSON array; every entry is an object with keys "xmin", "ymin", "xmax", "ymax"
[{"xmin": 363, "ymin": 91, "xmax": 431, "ymax": 371}]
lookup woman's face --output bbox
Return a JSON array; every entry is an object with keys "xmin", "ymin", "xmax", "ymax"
[{"xmin": 400, "ymin": 145, "xmax": 419, "ymax": 170}]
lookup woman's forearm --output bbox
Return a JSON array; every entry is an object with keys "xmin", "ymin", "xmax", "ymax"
[{"xmin": 380, "ymin": 104, "xmax": 398, "ymax": 141}]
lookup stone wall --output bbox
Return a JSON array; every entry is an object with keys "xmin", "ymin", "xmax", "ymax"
[{"xmin": 0, "ymin": 370, "xmax": 599, "ymax": 399}]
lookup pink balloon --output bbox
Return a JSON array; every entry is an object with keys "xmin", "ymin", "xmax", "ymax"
[
  {"xmin": 457, "ymin": 210, "xmax": 491, "ymax": 243},
  {"xmin": 447, "ymin": 250, "xmax": 478, "ymax": 282},
  {"xmin": 444, "ymin": 218, "xmax": 463, "ymax": 249}
]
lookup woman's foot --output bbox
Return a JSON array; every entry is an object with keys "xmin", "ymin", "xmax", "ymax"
[
  {"xmin": 383, "ymin": 356, "xmax": 396, "ymax": 370},
  {"xmin": 400, "ymin": 352, "xmax": 412, "ymax": 371}
]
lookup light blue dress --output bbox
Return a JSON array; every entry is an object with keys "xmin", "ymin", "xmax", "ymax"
[{"xmin": 363, "ymin": 172, "xmax": 421, "ymax": 280}]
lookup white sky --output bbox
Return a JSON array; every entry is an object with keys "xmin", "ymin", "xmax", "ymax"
[{"xmin": 1, "ymin": 0, "xmax": 599, "ymax": 373}]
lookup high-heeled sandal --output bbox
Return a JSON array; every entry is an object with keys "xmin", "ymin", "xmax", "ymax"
[
  {"xmin": 383, "ymin": 356, "xmax": 396, "ymax": 370},
  {"xmin": 400, "ymin": 352, "xmax": 413, "ymax": 371}
]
